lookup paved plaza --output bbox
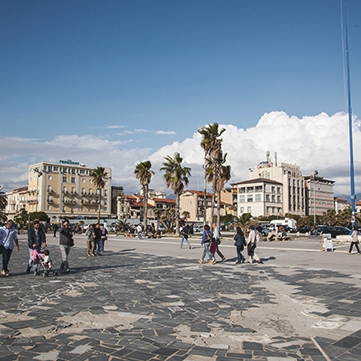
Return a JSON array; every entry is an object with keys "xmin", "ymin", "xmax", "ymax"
[{"xmin": 1, "ymin": 232, "xmax": 361, "ymax": 361}]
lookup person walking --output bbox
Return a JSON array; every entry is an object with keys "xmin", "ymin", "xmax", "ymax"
[
  {"xmin": 136, "ymin": 224, "xmax": 143, "ymax": 239},
  {"xmin": 212, "ymin": 223, "xmax": 226, "ymax": 262},
  {"xmin": 85, "ymin": 224, "xmax": 96, "ymax": 256},
  {"xmin": 234, "ymin": 227, "xmax": 246, "ymax": 264},
  {"xmin": 27, "ymin": 219, "xmax": 47, "ymax": 274},
  {"xmin": 93, "ymin": 223, "xmax": 102, "ymax": 255},
  {"xmin": 59, "ymin": 219, "xmax": 74, "ymax": 273},
  {"xmin": 348, "ymin": 226, "xmax": 360, "ymax": 255},
  {"xmin": 246, "ymin": 226, "xmax": 261, "ymax": 264},
  {"xmin": 52, "ymin": 223, "xmax": 58, "ymax": 237},
  {"xmin": 0, "ymin": 220, "xmax": 20, "ymax": 277},
  {"xmin": 100, "ymin": 224, "xmax": 108, "ymax": 251},
  {"xmin": 199, "ymin": 224, "xmax": 213, "ymax": 264},
  {"xmin": 180, "ymin": 224, "xmax": 191, "ymax": 249}
]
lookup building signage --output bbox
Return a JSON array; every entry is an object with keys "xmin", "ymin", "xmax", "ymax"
[{"xmin": 59, "ymin": 159, "xmax": 80, "ymax": 165}]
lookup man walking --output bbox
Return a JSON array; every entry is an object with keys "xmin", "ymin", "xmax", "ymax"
[{"xmin": 212, "ymin": 223, "xmax": 226, "ymax": 262}]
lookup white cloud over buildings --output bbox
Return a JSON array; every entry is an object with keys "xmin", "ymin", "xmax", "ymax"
[{"xmin": 1, "ymin": 111, "xmax": 360, "ymax": 199}]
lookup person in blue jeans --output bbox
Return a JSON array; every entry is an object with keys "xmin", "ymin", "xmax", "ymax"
[
  {"xmin": 199, "ymin": 224, "xmax": 212, "ymax": 264},
  {"xmin": 93, "ymin": 223, "xmax": 102, "ymax": 255},
  {"xmin": 0, "ymin": 220, "xmax": 20, "ymax": 277},
  {"xmin": 180, "ymin": 224, "xmax": 191, "ymax": 249}
]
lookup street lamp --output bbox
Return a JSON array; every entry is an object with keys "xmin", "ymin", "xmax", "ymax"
[{"xmin": 33, "ymin": 167, "xmax": 43, "ymax": 212}]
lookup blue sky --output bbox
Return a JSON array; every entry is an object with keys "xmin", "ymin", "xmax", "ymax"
[{"xmin": 1, "ymin": 0, "xmax": 361, "ymax": 198}]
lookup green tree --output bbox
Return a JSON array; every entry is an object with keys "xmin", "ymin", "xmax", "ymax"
[
  {"xmin": 0, "ymin": 187, "xmax": 7, "ymax": 223},
  {"xmin": 160, "ymin": 152, "xmax": 191, "ymax": 236},
  {"xmin": 91, "ymin": 166, "xmax": 109, "ymax": 224},
  {"xmin": 134, "ymin": 161, "xmax": 154, "ymax": 231},
  {"xmin": 14, "ymin": 207, "xmax": 28, "ymax": 228},
  {"xmin": 198, "ymin": 123, "xmax": 226, "ymax": 224},
  {"xmin": 234, "ymin": 213, "xmax": 253, "ymax": 232},
  {"xmin": 154, "ymin": 207, "xmax": 177, "ymax": 233}
]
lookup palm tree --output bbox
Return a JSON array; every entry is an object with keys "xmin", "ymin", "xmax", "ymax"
[
  {"xmin": 204, "ymin": 151, "xmax": 231, "ymax": 228},
  {"xmin": 0, "ymin": 186, "xmax": 7, "ymax": 223},
  {"xmin": 91, "ymin": 166, "xmax": 109, "ymax": 224},
  {"xmin": 198, "ymin": 123, "xmax": 226, "ymax": 224},
  {"xmin": 134, "ymin": 161, "xmax": 154, "ymax": 231},
  {"xmin": 160, "ymin": 152, "xmax": 191, "ymax": 236}
]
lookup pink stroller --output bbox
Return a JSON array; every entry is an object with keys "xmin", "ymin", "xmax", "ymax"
[{"xmin": 31, "ymin": 249, "xmax": 58, "ymax": 277}]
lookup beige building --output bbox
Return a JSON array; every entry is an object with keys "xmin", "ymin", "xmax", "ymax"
[
  {"xmin": 304, "ymin": 173, "xmax": 335, "ymax": 219},
  {"xmin": 9, "ymin": 160, "xmax": 112, "ymax": 221},
  {"xmin": 248, "ymin": 154, "xmax": 305, "ymax": 216},
  {"xmin": 179, "ymin": 190, "xmax": 229, "ymax": 224}
]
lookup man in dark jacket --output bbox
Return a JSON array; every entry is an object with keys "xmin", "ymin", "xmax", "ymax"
[
  {"xmin": 27, "ymin": 219, "xmax": 46, "ymax": 274},
  {"xmin": 59, "ymin": 219, "xmax": 74, "ymax": 273}
]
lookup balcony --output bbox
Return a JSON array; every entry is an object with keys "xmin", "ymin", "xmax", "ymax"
[
  {"xmin": 63, "ymin": 199, "xmax": 76, "ymax": 205},
  {"xmin": 27, "ymin": 199, "xmax": 37, "ymax": 204}
]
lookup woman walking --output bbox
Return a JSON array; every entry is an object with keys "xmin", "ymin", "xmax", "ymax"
[
  {"xmin": 234, "ymin": 227, "xmax": 246, "ymax": 264},
  {"xmin": 348, "ymin": 226, "xmax": 360, "ymax": 255},
  {"xmin": 199, "ymin": 224, "xmax": 213, "ymax": 264}
]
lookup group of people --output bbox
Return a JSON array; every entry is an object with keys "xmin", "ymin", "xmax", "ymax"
[
  {"xmin": 197, "ymin": 223, "xmax": 261, "ymax": 265},
  {"xmin": 85, "ymin": 223, "xmax": 108, "ymax": 256},
  {"xmin": 199, "ymin": 223, "xmax": 226, "ymax": 264}
]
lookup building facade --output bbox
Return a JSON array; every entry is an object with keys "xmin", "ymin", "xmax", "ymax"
[
  {"xmin": 248, "ymin": 156, "xmax": 305, "ymax": 216},
  {"xmin": 24, "ymin": 160, "xmax": 112, "ymax": 221},
  {"xmin": 231, "ymin": 178, "xmax": 283, "ymax": 217},
  {"xmin": 304, "ymin": 174, "xmax": 335, "ymax": 219}
]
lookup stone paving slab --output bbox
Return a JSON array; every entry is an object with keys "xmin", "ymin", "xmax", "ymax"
[{"xmin": 0, "ymin": 237, "xmax": 361, "ymax": 360}]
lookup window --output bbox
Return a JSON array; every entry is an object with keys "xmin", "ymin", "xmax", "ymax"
[
  {"xmin": 266, "ymin": 194, "xmax": 270, "ymax": 202},
  {"xmin": 71, "ymin": 187, "xmax": 75, "ymax": 194},
  {"xmin": 80, "ymin": 169, "xmax": 85, "ymax": 174},
  {"xmin": 82, "ymin": 188, "xmax": 85, "ymax": 195},
  {"xmin": 63, "ymin": 176, "xmax": 67, "ymax": 183},
  {"xmin": 89, "ymin": 179, "xmax": 93, "ymax": 184},
  {"xmin": 247, "ymin": 195, "xmax": 253, "ymax": 202},
  {"xmin": 71, "ymin": 168, "xmax": 75, "ymax": 174},
  {"xmin": 71, "ymin": 177, "xmax": 75, "ymax": 183},
  {"xmin": 47, "ymin": 185, "xmax": 52, "ymax": 192},
  {"xmin": 89, "ymin": 189, "xmax": 92, "ymax": 195},
  {"xmin": 53, "ymin": 166, "xmax": 58, "ymax": 171},
  {"xmin": 48, "ymin": 166, "xmax": 52, "ymax": 172},
  {"xmin": 271, "ymin": 186, "xmax": 275, "ymax": 193},
  {"xmin": 255, "ymin": 194, "xmax": 261, "ymax": 202},
  {"xmin": 240, "ymin": 207, "xmax": 244, "ymax": 213},
  {"xmin": 63, "ymin": 187, "xmax": 67, "ymax": 193},
  {"xmin": 82, "ymin": 179, "xmax": 85, "ymax": 183},
  {"xmin": 255, "ymin": 186, "xmax": 263, "ymax": 192},
  {"xmin": 246, "ymin": 187, "xmax": 254, "ymax": 193},
  {"xmin": 239, "ymin": 195, "xmax": 245, "ymax": 202},
  {"xmin": 48, "ymin": 175, "xmax": 52, "ymax": 180},
  {"xmin": 247, "ymin": 206, "xmax": 252, "ymax": 213},
  {"xmin": 239, "ymin": 187, "xmax": 246, "ymax": 193}
]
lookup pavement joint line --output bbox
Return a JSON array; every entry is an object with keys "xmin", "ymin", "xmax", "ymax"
[{"xmin": 311, "ymin": 336, "xmax": 332, "ymax": 361}]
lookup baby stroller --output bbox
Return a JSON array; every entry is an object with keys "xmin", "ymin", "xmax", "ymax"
[{"xmin": 31, "ymin": 249, "xmax": 58, "ymax": 277}]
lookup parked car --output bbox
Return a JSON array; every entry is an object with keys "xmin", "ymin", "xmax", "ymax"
[
  {"xmin": 321, "ymin": 226, "xmax": 351, "ymax": 238},
  {"xmin": 299, "ymin": 226, "xmax": 312, "ymax": 234}
]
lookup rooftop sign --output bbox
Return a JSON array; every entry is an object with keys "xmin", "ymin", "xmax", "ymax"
[{"xmin": 59, "ymin": 159, "xmax": 80, "ymax": 165}]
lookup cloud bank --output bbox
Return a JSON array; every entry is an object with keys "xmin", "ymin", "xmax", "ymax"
[{"xmin": 1, "ymin": 111, "xmax": 360, "ymax": 200}]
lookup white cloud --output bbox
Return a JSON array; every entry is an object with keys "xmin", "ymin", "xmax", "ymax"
[
  {"xmin": 107, "ymin": 125, "xmax": 127, "ymax": 129},
  {"xmin": 155, "ymin": 130, "xmax": 176, "ymax": 135},
  {"xmin": 0, "ymin": 111, "xmax": 360, "ymax": 200}
]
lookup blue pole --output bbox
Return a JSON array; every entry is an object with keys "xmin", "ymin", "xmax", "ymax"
[{"xmin": 341, "ymin": 0, "xmax": 356, "ymax": 225}]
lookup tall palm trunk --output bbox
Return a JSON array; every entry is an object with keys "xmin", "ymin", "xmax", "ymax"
[
  {"xmin": 97, "ymin": 189, "xmax": 101, "ymax": 224},
  {"xmin": 203, "ymin": 153, "xmax": 207, "ymax": 225},
  {"xmin": 175, "ymin": 195, "xmax": 180, "ymax": 237},
  {"xmin": 143, "ymin": 184, "xmax": 149, "ymax": 231}
]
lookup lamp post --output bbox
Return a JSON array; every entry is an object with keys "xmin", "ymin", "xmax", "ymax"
[{"xmin": 33, "ymin": 167, "xmax": 43, "ymax": 213}]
